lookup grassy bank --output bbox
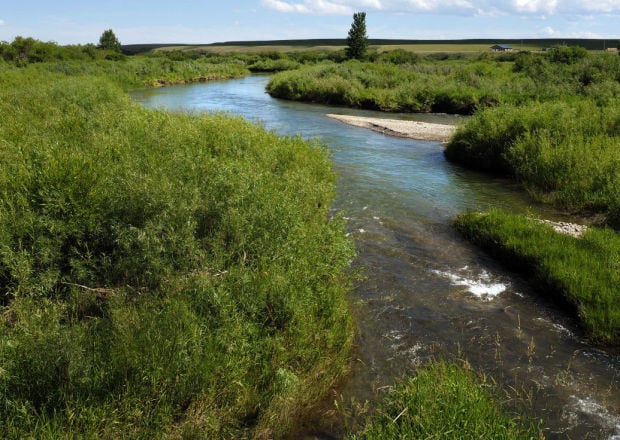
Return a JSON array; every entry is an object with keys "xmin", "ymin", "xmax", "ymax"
[
  {"xmin": 0, "ymin": 66, "xmax": 354, "ymax": 438},
  {"xmin": 349, "ymin": 360, "xmax": 542, "ymax": 440},
  {"xmin": 454, "ymin": 210, "xmax": 620, "ymax": 346},
  {"xmin": 445, "ymin": 99, "xmax": 620, "ymax": 218},
  {"xmin": 266, "ymin": 59, "xmax": 508, "ymax": 114},
  {"xmin": 266, "ymin": 50, "xmax": 620, "ymax": 115}
]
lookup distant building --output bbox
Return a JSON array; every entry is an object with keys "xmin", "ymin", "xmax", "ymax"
[{"xmin": 491, "ymin": 44, "xmax": 513, "ymax": 52}]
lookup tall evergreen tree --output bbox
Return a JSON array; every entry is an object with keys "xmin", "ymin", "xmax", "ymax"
[
  {"xmin": 346, "ymin": 12, "xmax": 368, "ymax": 60},
  {"xmin": 98, "ymin": 29, "xmax": 121, "ymax": 52}
]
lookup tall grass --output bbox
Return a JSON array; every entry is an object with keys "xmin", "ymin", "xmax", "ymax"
[
  {"xmin": 0, "ymin": 67, "xmax": 355, "ymax": 438},
  {"xmin": 348, "ymin": 360, "xmax": 543, "ymax": 440},
  {"xmin": 454, "ymin": 210, "xmax": 620, "ymax": 346}
]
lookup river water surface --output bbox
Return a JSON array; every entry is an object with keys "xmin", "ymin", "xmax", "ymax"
[{"xmin": 132, "ymin": 75, "xmax": 620, "ymax": 439}]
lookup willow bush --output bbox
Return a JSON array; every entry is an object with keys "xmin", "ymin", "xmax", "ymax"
[
  {"xmin": 0, "ymin": 67, "xmax": 354, "ymax": 438},
  {"xmin": 266, "ymin": 60, "xmax": 513, "ymax": 114},
  {"xmin": 445, "ymin": 99, "xmax": 620, "ymax": 214}
]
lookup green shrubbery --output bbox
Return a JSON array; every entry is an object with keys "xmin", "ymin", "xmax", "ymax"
[
  {"xmin": 267, "ymin": 51, "xmax": 620, "ymax": 116},
  {"xmin": 445, "ymin": 100, "xmax": 620, "ymax": 213},
  {"xmin": 0, "ymin": 36, "xmax": 115, "ymax": 65},
  {"xmin": 0, "ymin": 67, "xmax": 354, "ymax": 438},
  {"xmin": 266, "ymin": 60, "xmax": 510, "ymax": 113},
  {"xmin": 454, "ymin": 210, "xmax": 620, "ymax": 346}
]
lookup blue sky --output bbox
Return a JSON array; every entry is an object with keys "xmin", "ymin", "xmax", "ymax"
[{"xmin": 1, "ymin": 1, "xmax": 619, "ymax": 45}]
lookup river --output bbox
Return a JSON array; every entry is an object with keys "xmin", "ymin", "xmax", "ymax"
[{"xmin": 132, "ymin": 75, "xmax": 620, "ymax": 440}]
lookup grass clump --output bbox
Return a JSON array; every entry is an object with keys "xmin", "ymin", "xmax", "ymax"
[
  {"xmin": 348, "ymin": 360, "xmax": 542, "ymax": 440},
  {"xmin": 0, "ymin": 67, "xmax": 355, "ymax": 438},
  {"xmin": 454, "ymin": 210, "xmax": 620, "ymax": 346}
]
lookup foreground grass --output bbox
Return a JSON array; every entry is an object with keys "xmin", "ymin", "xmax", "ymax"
[
  {"xmin": 454, "ymin": 210, "xmax": 620, "ymax": 346},
  {"xmin": 349, "ymin": 360, "xmax": 542, "ymax": 440},
  {"xmin": 0, "ymin": 67, "xmax": 354, "ymax": 438}
]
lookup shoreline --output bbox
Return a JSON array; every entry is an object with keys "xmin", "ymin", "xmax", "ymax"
[{"xmin": 326, "ymin": 113, "xmax": 457, "ymax": 143}]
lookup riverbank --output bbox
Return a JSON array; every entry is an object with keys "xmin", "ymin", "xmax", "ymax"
[
  {"xmin": 326, "ymin": 114, "xmax": 457, "ymax": 142},
  {"xmin": 454, "ymin": 210, "xmax": 620, "ymax": 347}
]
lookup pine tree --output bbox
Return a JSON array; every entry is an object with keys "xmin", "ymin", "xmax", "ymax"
[
  {"xmin": 98, "ymin": 29, "xmax": 121, "ymax": 52},
  {"xmin": 346, "ymin": 12, "xmax": 368, "ymax": 60}
]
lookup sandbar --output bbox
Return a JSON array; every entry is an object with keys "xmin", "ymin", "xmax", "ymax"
[{"xmin": 326, "ymin": 114, "xmax": 457, "ymax": 142}]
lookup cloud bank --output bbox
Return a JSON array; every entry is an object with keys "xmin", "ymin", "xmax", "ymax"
[{"xmin": 261, "ymin": 0, "xmax": 620, "ymax": 16}]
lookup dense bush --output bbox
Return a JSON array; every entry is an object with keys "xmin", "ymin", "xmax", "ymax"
[
  {"xmin": 266, "ymin": 60, "xmax": 510, "ymax": 114},
  {"xmin": 0, "ymin": 68, "xmax": 354, "ymax": 438},
  {"xmin": 0, "ymin": 36, "xmax": 114, "ymax": 65},
  {"xmin": 376, "ymin": 48, "xmax": 421, "ymax": 65},
  {"xmin": 445, "ymin": 100, "xmax": 620, "ymax": 213},
  {"xmin": 267, "ymin": 51, "xmax": 620, "ymax": 117}
]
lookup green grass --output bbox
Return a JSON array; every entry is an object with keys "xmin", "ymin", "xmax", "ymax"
[
  {"xmin": 0, "ymin": 65, "xmax": 355, "ymax": 438},
  {"xmin": 348, "ymin": 360, "xmax": 543, "ymax": 440},
  {"xmin": 454, "ymin": 210, "xmax": 620, "ymax": 346}
]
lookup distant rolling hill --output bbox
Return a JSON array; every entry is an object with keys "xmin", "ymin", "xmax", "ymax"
[{"xmin": 122, "ymin": 38, "xmax": 616, "ymax": 55}]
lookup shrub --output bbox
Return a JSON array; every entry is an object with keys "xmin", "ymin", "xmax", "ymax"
[{"xmin": 0, "ymin": 68, "xmax": 354, "ymax": 438}]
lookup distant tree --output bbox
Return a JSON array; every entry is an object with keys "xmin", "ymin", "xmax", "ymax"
[
  {"xmin": 98, "ymin": 29, "xmax": 121, "ymax": 52},
  {"xmin": 547, "ymin": 45, "xmax": 588, "ymax": 64},
  {"xmin": 346, "ymin": 12, "xmax": 368, "ymax": 60}
]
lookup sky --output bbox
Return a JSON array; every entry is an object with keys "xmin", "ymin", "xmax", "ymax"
[{"xmin": 1, "ymin": 0, "xmax": 619, "ymax": 45}]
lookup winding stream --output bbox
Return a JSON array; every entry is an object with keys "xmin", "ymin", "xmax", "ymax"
[{"xmin": 132, "ymin": 75, "xmax": 620, "ymax": 439}]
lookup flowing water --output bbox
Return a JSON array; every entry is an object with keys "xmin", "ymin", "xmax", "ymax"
[{"xmin": 132, "ymin": 75, "xmax": 620, "ymax": 439}]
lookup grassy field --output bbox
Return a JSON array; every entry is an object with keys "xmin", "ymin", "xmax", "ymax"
[{"xmin": 122, "ymin": 37, "xmax": 617, "ymax": 54}]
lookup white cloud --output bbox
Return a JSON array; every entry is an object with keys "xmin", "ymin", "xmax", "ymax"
[
  {"xmin": 264, "ymin": 0, "xmax": 620, "ymax": 17},
  {"xmin": 512, "ymin": 0, "xmax": 558, "ymax": 14},
  {"xmin": 540, "ymin": 26, "xmax": 560, "ymax": 36},
  {"xmin": 0, "ymin": 19, "xmax": 5, "ymax": 26},
  {"xmin": 260, "ymin": 0, "xmax": 352, "ymax": 14},
  {"xmin": 261, "ymin": 0, "xmax": 479, "ymax": 15}
]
